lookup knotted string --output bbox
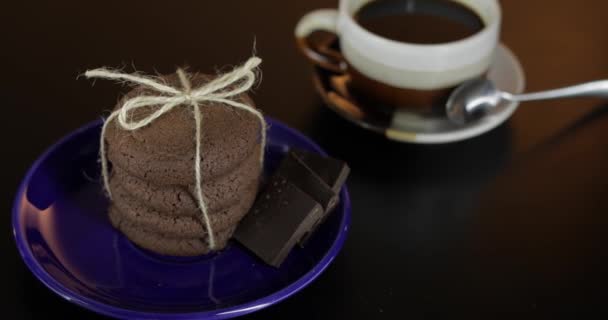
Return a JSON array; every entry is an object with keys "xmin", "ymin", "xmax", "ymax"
[{"xmin": 85, "ymin": 57, "xmax": 265, "ymax": 250}]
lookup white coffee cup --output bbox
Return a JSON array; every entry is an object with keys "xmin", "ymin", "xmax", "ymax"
[{"xmin": 295, "ymin": 0, "xmax": 502, "ymax": 113}]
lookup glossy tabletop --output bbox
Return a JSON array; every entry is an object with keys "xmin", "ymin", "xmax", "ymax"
[{"xmin": 2, "ymin": 0, "xmax": 608, "ymax": 318}]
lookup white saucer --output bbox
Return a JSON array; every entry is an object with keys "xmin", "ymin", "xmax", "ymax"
[{"xmin": 312, "ymin": 44, "xmax": 525, "ymax": 144}]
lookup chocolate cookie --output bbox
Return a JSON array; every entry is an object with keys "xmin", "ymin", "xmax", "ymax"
[
  {"xmin": 109, "ymin": 146, "xmax": 262, "ymax": 216},
  {"xmin": 109, "ymin": 206, "xmax": 235, "ymax": 256},
  {"xmin": 111, "ymin": 181, "xmax": 258, "ymax": 238},
  {"xmin": 105, "ymin": 73, "xmax": 264, "ymax": 185}
]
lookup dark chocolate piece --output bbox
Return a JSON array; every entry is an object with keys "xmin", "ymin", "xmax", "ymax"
[
  {"xmin": 279, "ymin": 152, "xmax": 338, "ymax": 212},
  {"xmin": 235, "ymin": 150, "xmax": 351, "ymax": 266},
  {"xmin": 234, "ymin": 175, "xmax": 324, "ymax": 267},
  {"xmin": 290, "ymin": 150, "xmax": 350, "ymax": 246},
  {"xmin": 291, "ymin": 150, "xmax": 350, "ymax": 194}
]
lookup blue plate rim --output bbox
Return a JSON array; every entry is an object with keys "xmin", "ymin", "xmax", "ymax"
[{"xmin": 12, "ymin": 117, "xmax": 351, "ymax": 319}]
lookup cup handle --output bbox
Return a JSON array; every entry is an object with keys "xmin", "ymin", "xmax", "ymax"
[{"xmin": 295, "ymin": 9, "xmax": 346, "ymax": 73}]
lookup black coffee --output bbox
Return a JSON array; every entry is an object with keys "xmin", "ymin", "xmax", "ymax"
[{"xmin": 355, "ymin": 0, "xmax": 484, "ymax": 44}]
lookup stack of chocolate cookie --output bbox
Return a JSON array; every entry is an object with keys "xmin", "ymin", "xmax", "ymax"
[{"xmin": 105, "ymin": 73, "xmax": 263, "ymax": 256}]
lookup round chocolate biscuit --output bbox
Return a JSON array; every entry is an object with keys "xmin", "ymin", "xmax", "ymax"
[
  {"xmin": 110, "ymin": 180, "xmax": 258, "ymax": 238},
  {"xmin": 104, "ymin": 73, "xmax": 264, "ymax": 185},
  {"xmin": 109, "ymin": 146, "xmax": 262, "ymax": 216},
  {"xmin": 109, "ymin": 206, "xmax": 234, "ymax": 256}
]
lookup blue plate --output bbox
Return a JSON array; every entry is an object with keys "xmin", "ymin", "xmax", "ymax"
[{"xmin": 12, "ymin": 118, "xmax": 350, "ymax": 319}]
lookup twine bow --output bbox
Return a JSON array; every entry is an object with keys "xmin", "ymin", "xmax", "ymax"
[{"xmin": 85, "ymin": 57, "xmax": 265, "ymax": 250}]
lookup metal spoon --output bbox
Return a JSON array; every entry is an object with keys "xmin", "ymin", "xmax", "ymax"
[{"xmin": 446, "ymin": 78, "xmax": 608, "ymax": 125}]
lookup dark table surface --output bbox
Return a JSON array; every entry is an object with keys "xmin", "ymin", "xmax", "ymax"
[{"xmin": 3, "ymin": 0, "xmax": 608, "ymax": 318}]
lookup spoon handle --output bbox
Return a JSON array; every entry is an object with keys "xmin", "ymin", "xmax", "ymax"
[{"xmin": 502, "ymin": 80, "xmax": 608, "ymax": 102}]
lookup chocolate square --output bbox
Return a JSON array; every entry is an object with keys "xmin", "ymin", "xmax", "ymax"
[
  {"xmin": 234, "ymin": 149, "xmax": 350, "ymax": 267},
  {"xmin": 291, "ymin": 150, "xmax": 350, "ymax": 194},
  {"xmin": 279, "ymin": 152, "xmax": 338, "ymax": 212},
  {"xmin": 290, "ymin": 150, "xmax": 350, "ymax": 246},
  {"xmin": 233, "ymin": 174, "xmax": 324, "ymax": 267}
]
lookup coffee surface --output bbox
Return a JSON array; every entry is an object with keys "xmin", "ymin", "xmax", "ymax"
[{"xmin": 355, "ymin": 0, "xmax": 484, "ymax": 44}]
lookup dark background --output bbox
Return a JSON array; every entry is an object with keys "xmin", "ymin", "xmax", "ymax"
[{"xmin": 2, "ymin": 0, "xmax": 608, "ymax": 318}]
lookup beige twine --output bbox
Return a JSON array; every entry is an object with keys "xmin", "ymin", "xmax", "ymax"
[{"xmin": 85, "ymin": 57, "xmax": 265, "ymax": 250}]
